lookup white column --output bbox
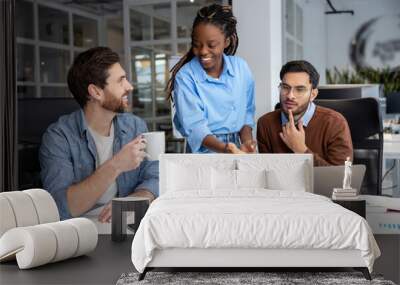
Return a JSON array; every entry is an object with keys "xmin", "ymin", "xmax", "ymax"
[
  {"xmin": 233, "ymin": 0, "xmax": 283, "ymax": 121},
  {"xmin": 301, "ymin": 0, "xmax": 327, "ymax": 84}
]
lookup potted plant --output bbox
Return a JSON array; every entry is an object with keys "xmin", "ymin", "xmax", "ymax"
[{"xmin": 326, "ymin": 67, "xmax": 400, "ymax": 96}]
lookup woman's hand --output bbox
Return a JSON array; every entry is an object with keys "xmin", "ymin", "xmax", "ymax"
[
  {"xmin": 226, "ymin": 143, "xmax": 246, "ymax": 154},
  {"xmin": 239, "ymin": 125, "xmax": 255, "ymax": 153},
  {"xmin": 240, "ymin": 140, "xmax": 257, "ymax": 153}
]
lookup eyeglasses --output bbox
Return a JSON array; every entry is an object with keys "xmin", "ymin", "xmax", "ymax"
[{"xmin": 278, "ymin": 83, "xmax": 311, "ymax": 98}]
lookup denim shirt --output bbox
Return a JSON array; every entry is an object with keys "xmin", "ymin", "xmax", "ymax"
[{"xmin": 39, "ymin": 110, "xmax": 159, "ymax": 220}]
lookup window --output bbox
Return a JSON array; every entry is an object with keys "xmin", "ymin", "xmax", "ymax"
[
  {"xmin": 16, "ymin": 0, "xmax": 225, "ymax": 153},
  {"xmin": 16, "ymin": 0, "xmax": 100, "ymax": 98},
  {"xmin": 125, "ymin": 0, "xmax": 224, "ymax": 134}
]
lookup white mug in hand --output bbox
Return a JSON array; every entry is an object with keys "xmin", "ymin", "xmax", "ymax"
[{"xmin": 141, "ymin": 131, "xmax": 165, "ymax": 160}]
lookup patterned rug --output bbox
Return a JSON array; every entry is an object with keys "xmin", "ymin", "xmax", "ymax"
[{"xmin": 117, "ymin": 271, "xmax": 396, "ymax": 285}]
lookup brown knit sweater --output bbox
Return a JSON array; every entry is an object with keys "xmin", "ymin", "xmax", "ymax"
[{"xmin": 257, "ymin": 106, "xmax": 353, "ymax": 166}]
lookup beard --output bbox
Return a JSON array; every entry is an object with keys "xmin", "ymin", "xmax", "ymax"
[
  {"xmin": 280, "ymin": 97, "xmax": 311, "ymax": 123},
  {"xmin": 102, "ymin": 93, "xmax": 130, "ymax": 113}
]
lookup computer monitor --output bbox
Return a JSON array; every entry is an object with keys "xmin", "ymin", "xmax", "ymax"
[
  {"xmin": 314, "ymin": 165, "xmax": 366, "ymax": 198},
  {"xmin": 318, "ymin": 84, "xmax": 381, "ymax": 100},
  {"xmin": 386, "ymin": 92, "xmax": 400, "ymax": 114}
]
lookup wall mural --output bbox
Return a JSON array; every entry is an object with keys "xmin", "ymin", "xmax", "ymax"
[{"xmin": 350, "ymin": 14, "xmax": 400, "ymax": 71}]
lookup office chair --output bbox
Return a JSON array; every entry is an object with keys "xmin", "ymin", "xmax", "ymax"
[
  {"xmin": 18, "ymin": 98, "xmax": 80, "ymax": 189},
  {"xmin": 167, "ymin": 56, "xmax": 187, "ymax": 153},
  {"xmin": 170, "ymin": 99, "xmax": 186, "ymax": 153},
  {"xmin": 315, "ymin": 98, "xmax": 383, "ymax": 195}
]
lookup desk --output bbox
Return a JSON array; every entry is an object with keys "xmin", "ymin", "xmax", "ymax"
[
  {"xmin": 383, "ymin": 134, "xmax": 400, "ymax": 197},
  {"xmin": 0, "ymin": 235, "xmax": 133, "ymax": 285}
]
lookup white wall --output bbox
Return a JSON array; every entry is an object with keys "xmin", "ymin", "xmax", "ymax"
[
  {"xmin": 286, "ymin": 0, "xmax": 400, "ymax": 83},
  {"xmin": 325, "ymin": 0, "xmax": 400, "ymax": 70},
  {"xmin": 233, "ymin": 0, "xmax": 283, "ymax": 119},
  {"xmin": 295, "ymin": 0, "xmax": 400, "ymax": 82},
  {"xmin": 300, "ymin": 0, "xmax": 327, "ymax": 84},
  {"xmin": 218, "ymin": 0, "xmax": 398, "ymax": 122}
]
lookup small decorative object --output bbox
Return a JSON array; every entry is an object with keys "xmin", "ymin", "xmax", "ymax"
[
  {"xmin": 332, "ymin": 157, "xmax": 358, "ymax": 200},
  {"xmin": 112, "ymin": 197, "xmax": 150, "ymax": 242},
  {"xmin": 343, "ymin": 157, "xmax": 352, "ymax": 189}
]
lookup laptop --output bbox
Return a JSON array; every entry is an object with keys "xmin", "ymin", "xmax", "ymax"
[{"xmin": 313, "ymin": 165, "xmax": 366, "ymax": 198}]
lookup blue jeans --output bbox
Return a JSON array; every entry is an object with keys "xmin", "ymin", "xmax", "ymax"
[{"xmin": 186, "ymin": 132, "xmax": 241, "ymax": 153}]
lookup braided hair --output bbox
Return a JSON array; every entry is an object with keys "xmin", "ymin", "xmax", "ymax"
[{"xmin": 166, "ymin": 4, "xmax": 238, "ymax": 100}]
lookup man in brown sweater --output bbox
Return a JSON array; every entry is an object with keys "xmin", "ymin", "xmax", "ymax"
[{"xmin": 257, "ymin": 60, "xmax": 353, "ymax": 166}]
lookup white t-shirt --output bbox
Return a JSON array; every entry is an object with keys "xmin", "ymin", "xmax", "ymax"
[{"xmin": 88, "ymin": 123, "xmax": 117, "ymax": 205}]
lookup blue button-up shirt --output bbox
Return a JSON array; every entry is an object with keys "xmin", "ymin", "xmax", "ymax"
[
  {"xmin": 173, "ymin": 54, "xmax": 255, "ymax": 153},
  {"xmin": 281, "ymin": 102, "xmax": 316, "ymax": 127},
  {"xmin": 39, "ymin": 110, "xmax": 159, "ymax": 220}
]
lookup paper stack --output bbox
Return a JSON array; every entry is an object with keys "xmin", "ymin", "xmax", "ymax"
[{"xmin": 332, "ymin": 188, "xmax": 358, "ymax": 200}]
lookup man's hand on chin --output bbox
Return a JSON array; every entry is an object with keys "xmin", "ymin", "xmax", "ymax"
[{"xmin": 279, "ymin": 109, "xmax": 308, "ymax": 153}]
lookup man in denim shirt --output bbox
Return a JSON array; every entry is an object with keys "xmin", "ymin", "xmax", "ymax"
[{"xmin": 39, "ymin": 47, "xmax": 159, "ymax": 221}]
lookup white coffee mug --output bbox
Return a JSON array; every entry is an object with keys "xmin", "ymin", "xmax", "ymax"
[{"xmin": 141, "ymin": 131, "xmax": 165, "ymax": 160}]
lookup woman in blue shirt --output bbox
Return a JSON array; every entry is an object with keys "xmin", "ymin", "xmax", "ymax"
[{"xmin": 166, "ymin": 4, "xmax": 256, "ymax": 154}]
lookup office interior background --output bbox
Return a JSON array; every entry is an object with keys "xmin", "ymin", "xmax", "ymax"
[{"xmin": 1, "ymin": 0, "xmax": 400, "ymax": 195}]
